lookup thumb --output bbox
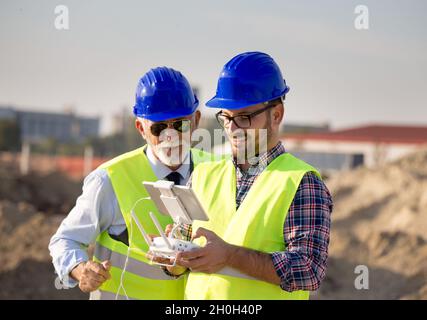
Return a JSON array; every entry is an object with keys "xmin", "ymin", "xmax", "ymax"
[
  {"xmin": 148, "ymin": 234, "xmax": 157, "ymax": 241},
  {"xmin": 101, "ymin": 260, "xmax": 111, "ymax": 271},
  {"xmin": 192, "ymin": 227, "xmax": 214, "ymax": 241},
  {"xmin": 165, "ymin": 224, "xmax": 173, "ymax": 234}
]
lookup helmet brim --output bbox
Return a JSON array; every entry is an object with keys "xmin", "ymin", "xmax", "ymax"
[
  {"xmin": 136, "ymin": 105, "xmax": 198, "ymax": 122},
  {"xmin": 205, "ymin": 86, "xmax": 289, "ymax": 110}
]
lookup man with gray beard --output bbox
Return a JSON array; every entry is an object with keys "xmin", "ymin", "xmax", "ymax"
[{"xmin": 49, "ymin": 67, "xmax": 213, "ymax": 300}]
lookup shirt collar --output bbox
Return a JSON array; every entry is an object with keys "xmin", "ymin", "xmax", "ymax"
[{"xmin": 145, "ymin": 145, "xmax": 191, "ymax": 181}]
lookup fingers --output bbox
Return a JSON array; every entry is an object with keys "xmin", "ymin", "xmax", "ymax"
[
  {"xmin": 176, "ymin": 248, "xmax": 206, "ymax": 261},
  {"xmin": 148, "ymin": 234, "xmax": 157, "ymax": 241},
  {"xmin": 178, "ymin": 256, "xmax": 210, "ymax": 271},
  {"xmin": 176, "ymin": 253, "xmax": 219, "ymax": 274},
  {"xmin": 88, "ymin": 261, "xmax": 111, "ymax": 281},
  {"xmin": 149, "ymin": 223, "xmax": 174, "ymax": 240},
  {"xmin": 192, "ymin": 227, "xmax": 214, "ymax": 241},
  {"xmin": 146, "ymin": 251, "xmax": 156, "ymax": 262},
  {"xmin": 146, "ymin": 251, "xmax": 174, "ymax": 265},
  {"xmin": 165, "ymin": 224, "xmax": 173, "ymax": 236},
  {"xmin": 101, "ymin": 260, "xmax": 111, "ymax": 271},
  {"xmin": 75, "ymin": 261, "xmax": 112, "ymax": 293},
  {"xmin": 81, "ymin": 261, "xmax": 110, "ymax": 284},
  {"xmin": 79, "ymin": 277, "xmax": 103, "ymax": 292},
  {"xmin": 84, "ymin": 267, "xmax": 108, "ymax": 283},
  {"xmin": 152, "ymin": 256, "xmax": 172, "ymax": 265},
  {"xmin": 145, "ymin": 251, "xmax": 154, "ymax": 260}
]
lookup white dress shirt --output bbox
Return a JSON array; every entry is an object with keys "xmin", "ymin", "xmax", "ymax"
[{"xmin": 48, "ymin": 145, "xmax": 191, "ymax": 288}]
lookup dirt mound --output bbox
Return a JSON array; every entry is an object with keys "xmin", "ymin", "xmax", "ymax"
[
  {"xmin": 318, "ymin": 148, "xmax": 427, "ymax": 299},
  {"xmin": 0, "ymin": 166, "xmax": 87, "ymax": 299},
  {"xmin": 1, "ymin": 147, "xmax": 426, "ymax": 299},
  {"xmin": 0, "ymin": 165, "xmax": 82, "ymax": 215}
]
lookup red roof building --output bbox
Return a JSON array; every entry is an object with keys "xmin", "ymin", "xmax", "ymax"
[
  {"xmin": 281, "ymin": 124, "xmax": 427, "ymax": 170},
  {"xmin": 282, "ymin": 125, "xmax": 427, "ymax": 145}
]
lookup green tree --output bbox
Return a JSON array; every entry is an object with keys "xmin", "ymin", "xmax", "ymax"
[{"xmin": 0, "ymin": 119, "xmax": 21, "ymax": 151}]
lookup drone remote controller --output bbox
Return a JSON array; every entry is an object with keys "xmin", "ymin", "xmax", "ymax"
[{"xmin": 149, "ymin": 236, "xmax": 200, "ymax": 260}]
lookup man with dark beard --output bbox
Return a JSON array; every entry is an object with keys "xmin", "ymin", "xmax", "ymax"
[{"xmin": 175, "ymin": 52, "xmax": 333, "ymax": 300}]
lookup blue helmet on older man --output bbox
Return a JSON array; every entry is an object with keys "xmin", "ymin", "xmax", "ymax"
[{"xmin": 133, "ymin": 67, "xmax": 199, "ymax": 121}]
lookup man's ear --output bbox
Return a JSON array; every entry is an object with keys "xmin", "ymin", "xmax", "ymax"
[
  {"xmin": 193, "ymin": 110, "xmax": 201, "ymax": 129},
  {"xmin": 135, "ymin": 118, "xmax": 146, "ymax": 139},
  {"xmin": 273, "ymin": 104, "xmax": 284, "ymax": 125}
]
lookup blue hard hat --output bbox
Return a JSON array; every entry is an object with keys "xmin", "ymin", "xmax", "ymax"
[
  {"xmin": 206, "ymin": 51, "xmax": 289, "ymax": 110},
  {"xmin": 133, "ymin": 67, "xmax": 199, "ymax": 121}
]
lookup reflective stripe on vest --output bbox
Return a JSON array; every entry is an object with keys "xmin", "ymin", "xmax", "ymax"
[
  {"xmin": 94, "ymin": 243, "xmax": 172, "ymax": 280},
  {"xmin": 90, "ymin": 290, "xmax": 135, "ymax": 300},
  {"xmin": 92, "ymin": 146, "xmax": 217, "ymax": 300},
  {"xmin": 186, "ymin": 152, "xmax": 321, "ymax": 300},
  {"xmin": 93, "ymin": 230, "xmax": 185, "ymax": 300}
]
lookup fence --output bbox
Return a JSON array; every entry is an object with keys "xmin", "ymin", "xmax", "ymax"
[{"xmin": 0, "ymin": 150, "xmax": 109, "ymax": 180}]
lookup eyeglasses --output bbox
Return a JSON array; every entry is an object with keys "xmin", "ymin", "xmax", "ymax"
[
  {"xmin": 215, "ymin": 103, "xmax": 278, "ymax": 129},
  {"xmin": 150, "ymin": 119, "xmax": 191, "ymax": 137}
]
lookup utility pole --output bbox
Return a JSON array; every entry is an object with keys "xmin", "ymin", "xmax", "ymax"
[
  {"xmin": 20, "ymin": 141, "xmax": 30, "ymax": 175},
  {"xmin": 83, "ymin": 145, "xmax": 94, "ymax": 177}
]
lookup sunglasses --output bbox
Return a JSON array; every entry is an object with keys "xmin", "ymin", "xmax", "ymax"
[{"xmin": 149, "ymin": 119, "xmax": 192, "ymax": 137}]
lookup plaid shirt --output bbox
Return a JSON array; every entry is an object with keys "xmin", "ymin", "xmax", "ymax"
[
  {"xmin": 233, "ymin": 142, "xmax": 332, "ymax": 292},
  {"xmin": 178, "ymin": 142, "xmax": 332, "ymax": 292}
]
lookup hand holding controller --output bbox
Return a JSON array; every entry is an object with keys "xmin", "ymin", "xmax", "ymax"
[{"xmin": 131, "ymin": 210, "xmax": 199, "ymax": 266}]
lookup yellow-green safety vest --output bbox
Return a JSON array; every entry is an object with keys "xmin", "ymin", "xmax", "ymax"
[
  {"xmin": 92, "ymin": 145, "xmax": 215, "ymax": 300},
  {"xmin": 186, "ymin": 152, "xmax": 321, "ymax": 300}
]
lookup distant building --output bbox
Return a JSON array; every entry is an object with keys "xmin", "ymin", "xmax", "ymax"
[
  {"xmin": 211, "ymin": 122, "xmax": 333, "ymax": 159},
  {"xmin": 0, "ymin": 106, "xmax": 100, "ymax": 143},
  {"xmin": 282, "ymin": 124, "xmax": 427, "ymax": 172},
  {"xmin": 211, "ymin": 124, "xmax": 427, "ymax": 174},
  {"xmin": 280, "ymin": 122, "xmax": 330, "ymax": 134},
  {"xmin": 111, "ymin": 106, "xmax": 133, "ymax": 135},
  {"xmin": 0, "ymin": 107, "xmax": 16, "ymax": 120}
]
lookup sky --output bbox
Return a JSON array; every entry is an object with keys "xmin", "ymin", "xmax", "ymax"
[{"xmin": 1, "ymin": 0, "xmax": 426, "ymax": 135}]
